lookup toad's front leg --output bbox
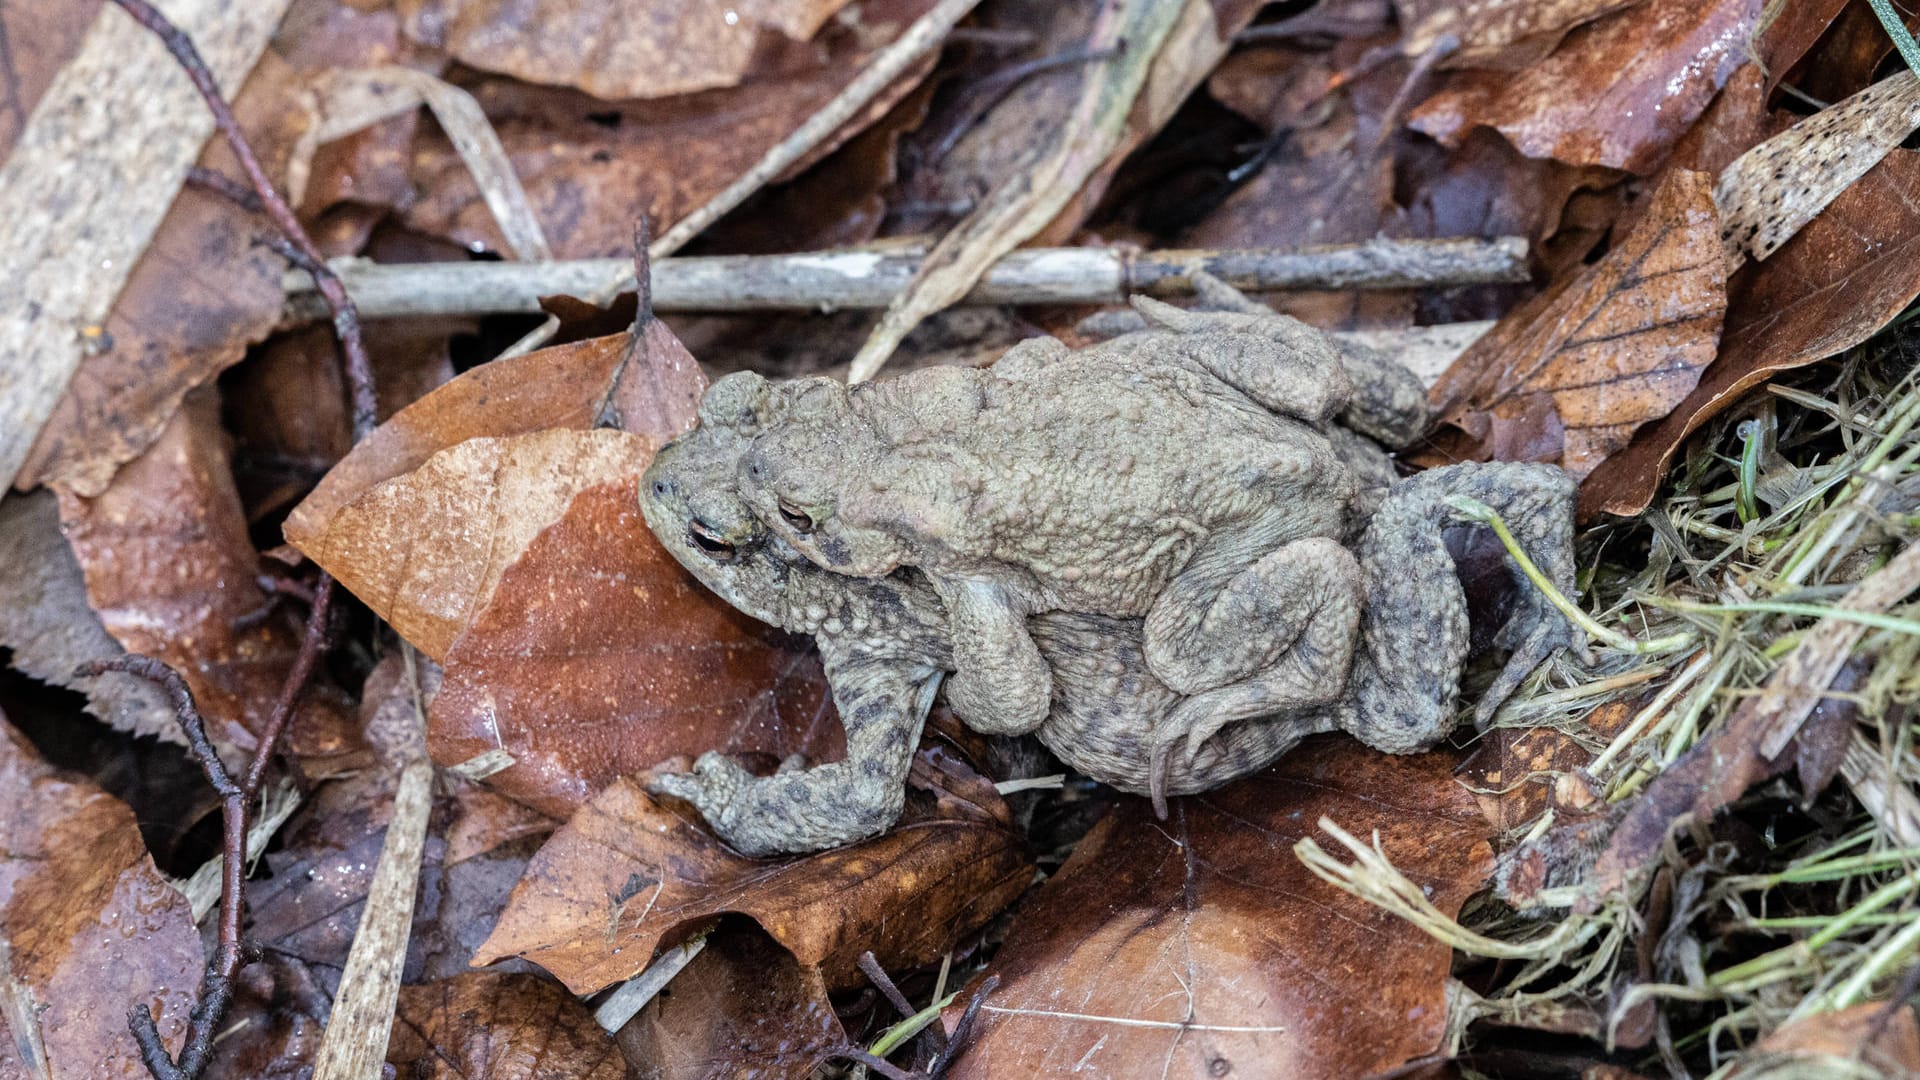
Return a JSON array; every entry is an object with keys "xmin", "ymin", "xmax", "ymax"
[{"xmin": 647, "ymin": 652, "xmax": 937, "ymax": 856}]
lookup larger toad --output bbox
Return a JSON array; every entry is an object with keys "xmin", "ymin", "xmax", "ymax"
[
  {"xmin": 730, "ymin": 301, "xmax": 1428, "ymax": 765},
  {"xmin": 640, "ymin": 398, "xmax": 1582, "ymax": 854}
]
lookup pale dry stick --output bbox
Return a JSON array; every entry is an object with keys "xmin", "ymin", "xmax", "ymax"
[
  {"xmin": 282, "ymin": 238, "xmax": 1529, "ymax": 320},
  {"xmin": 1840, "ymin": 733, "xmax": 1920, "ymax": 848},
  {"xmin": 0, "ymin": 940, "xmax": 50, "ymax": 1080}
]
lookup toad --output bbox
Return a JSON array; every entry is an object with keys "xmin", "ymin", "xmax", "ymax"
[{"xmin": 639, "ymin": 395, "xmax": 1582, "ymax": 854}]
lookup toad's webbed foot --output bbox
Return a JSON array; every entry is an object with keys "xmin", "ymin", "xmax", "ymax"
[
  {"xmin": 647, "ymin": 655, "xmax": 936, "ymax": 856},
  {"xmin": 1338, "ymin": 462, "xmax": 1581, "ymax": 755},
  {"xmin": 1143, "ymin": 534, "xmax": 1363, "ymax": 817}
]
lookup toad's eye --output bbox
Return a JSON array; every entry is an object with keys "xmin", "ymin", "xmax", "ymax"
[
  {"xmin": 688, "ymin": 519, "xmax": 737, "ymax": 562},
  {"xmin": 776, "ymin": 497, "xmax": 815, "ymax": 534}
]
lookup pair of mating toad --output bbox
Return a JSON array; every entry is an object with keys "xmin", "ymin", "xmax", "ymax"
[{"xmin": 640, "ymin": 290, "xmax": 1584, "ymax": 856}]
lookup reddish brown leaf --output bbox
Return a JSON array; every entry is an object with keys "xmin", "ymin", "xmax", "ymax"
[
  {"xmin": 386, "ymin": 973, "xmax": 625, "ymax": 1079},
  {"xmin": 395, "ymin": 0, "xmax": 857, "ymax": 100},
  {"xmin": 1408, "ymin": 0, "xmax": 1761, "ymax": 175},
  {"xmin": 1582, "ymin": 149, "xmax": 1920, "ymax": 517},
  {"xmin": 54, "ymin": 391, "xmax": 355, "ymax": 755},
  {"xmin": 1457, "ymin": 700, "xmax": 1634, "ymax": 834},
  {"xmin": 0, "ymin": 717, "xmax": 202, "ymax": 1077},
  {"xmin": 942, "ymin": 738, "xmax": 1492, "ymax": 1079},
  {"xmin": 1755, "ymin": 0, "xmax": 1853, "ymax": 94},
  {"xmin": 613, "ymin": 927, "xmax": 846, "ymax": 1080},
  {"xmin": 1733, "ymin": 1002, "xmax": 1920, "ymax": 1076},
  {"xmin": 475, "ymin": 748, "xmax": 1034, "ymax": 993},
  {"xmin": 401, "ymin": 0, "xmax": 939, "ymax": 259},
  {"xmin": 1427, "ymin": 168, "xmax": 1724, "ymax": 479},
  {"xmin": 1394, "ymin": 0, "xmax": 1640, "ymax": 68},
  {"xmin": 430, "ymin": 480, "xmax": 835, "ymax": 818}
]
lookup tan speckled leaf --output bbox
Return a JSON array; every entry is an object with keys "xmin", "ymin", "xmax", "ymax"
[
  {"xmin": 476, "ymin": 749, "xmax": 1032, "ymax": 994},
  {"xmin": 294, "ymin": 428, "xmax": 650, "ymax": 660},
  {"xmin": 1394, "ymin": 0, "xmax": 1640, "ymax": 68},
  {"xmin": 1717, "ymin": 70, "xmax": 1920, "ymax": 267},
  {"xmin": 1428, "ymin": 168, "xmax": 1725, "ymax": 479},
  {"xmin": 386, "ymin": 974, "xmax": 626, "ymax": 1079},
  {"xmin": 941, "ymin": 739, "xmax": 1492, "ymax": 1080}
]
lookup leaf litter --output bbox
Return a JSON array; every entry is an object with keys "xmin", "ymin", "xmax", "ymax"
[{"xmin": 8, "ymin": 0, "xmax": 1920, "ymax": 1077}]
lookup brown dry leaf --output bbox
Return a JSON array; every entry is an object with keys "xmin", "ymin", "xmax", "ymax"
[
  {"xmin": 1783, "ymin": 0, "xmax": 1920, "ymax": 106},
  {"xmin": 0, "ymin": 1, "xmax": 101, "ymax": 162},
  {"xmin": 16, "ymin": 4, "xmax": 406, "ymax": 497},
  {"xmin": 0, "ymin": 491, "xmax": 178, "ymax": 742},
  {"xmin": 1457, "ymin": 700, "xmax": 1635, "ymax": 834},
  {"xmin": 475, "ymin": 748, "xmax": 1034, "ymax": 993},
  {"xmin": 54, "ymin": 390, "xmax": 355, "ymax": 755},
  {"xmin": 430, "ymin": 479, "xmax": 835, "ymax": 817},
  {"xmin": 386, "ymin": 973, "xmax": 625, "ymax": 1079},
  {"xmin": 1756, "ymin": 0, "xmax": 1852, "ymax": 91},
  {"xmin": 395, "ymin": 0, "xmax": 856, "ymax": 100},
  {"xmin": 1584, "ymin": 149, "xmax": 1920, "ymax": 517},
  {"xmin": 943, "ymin": 738, "xmax": 1492, "ymax": 1079},
  {"xmin": 1717, "ymin": 71, "xmax": 1920, "ymax": 267},
  {"xmin": 0, "ymin": 717, "xmax": 203, "ymax": 1077},
  {"xmin": 403, "ymin": 0, "xmax": 939, "ymax": 259},
  {"xmin": 1408, "ymin": 0, "xmax": 1761, "ymax": 175},
  {"xmin": 292, "ymin": 427, "xmax": 650, "ymax": 660},
  {"xmin": 1427, "ymin": 168, "xmax": 1724, "ymax": 479},
  {"xmin": 1732, "ymin": 1002, "xmax": 1920, "ymax": 1076},
  {"xmin": 1395, "ymin": 0, "xmax": 1641, "ymax": 68},
  {"xmin": 613, "ymin": 926, "xmax": 846, "ymax": 1080}
]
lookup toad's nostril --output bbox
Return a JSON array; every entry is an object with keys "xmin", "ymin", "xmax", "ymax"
[{"xmin": 651, "ymin": 479, "xmax": 669, "ymax": 497}]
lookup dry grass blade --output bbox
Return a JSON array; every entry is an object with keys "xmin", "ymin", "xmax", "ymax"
[{"xmin": 847, "ymin": 0, "xmax": 1188, "ymax": 381}]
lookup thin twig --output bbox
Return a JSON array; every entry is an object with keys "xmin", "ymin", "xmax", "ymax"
[
  {"xmin": 109, "ymin": 0, "xmax": 376, "ymax": 441},
  {"xmin": 242, "ymin": 575, "xmax": 335, "ymax": 795}
]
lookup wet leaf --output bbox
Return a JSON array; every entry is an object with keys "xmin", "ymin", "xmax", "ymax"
[
  {"xmin": 1409, "ymin": 0, "xmax": 1761, "ymax": 174},
  {"xmin": 0, "ymin": 717, "xmax": 202, "ymax": 1078},
  {"xmin": 1583, "ymin": 149, "xmax": 1920, "ymax": 517},
  {"xmin": 475, "ymin": 748, "xmax": 1034, "ymax": 993},
  {"xmin": 430, "ymin": 479, "xmax": 835, "ymax": 818},
  {"xmin": 402, "ymin": 0, "xmax": 940, "ymax": 259},
  {"xmin": 395, "ymin": 0, "xmax": 859, "ymax": 100},
  {"xmin": 942, "ymin": 738, "xmax": 1492, "ymax": 1079},
  {"xmin": 54, "ymin": 390, "xmax": 356, "ymax": 755},
  {"xmin": 1395, "ymin": 0, "xmax": 1640, "ymax": 68},
  {"xmin": 386, "ymin": 973, "xmax": 626, "ymax": 1079},
  {"xmin": 613, "ymin": 926, "xmax": 846, "ymax": 1080},
  {"xmin": 0, "ymin": 491, "xmax": 177, "ymax": 743},
  {"xmin": 1427, "ymin": 168, "xmax": 1725, "ymax": 479}
]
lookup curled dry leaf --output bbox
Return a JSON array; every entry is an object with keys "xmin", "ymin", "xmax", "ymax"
[
  {"xmin": 1427, "ymin": 168, "xmax": 1724, "ymax": 480},
  {"xmin": 403, "ymin": 0, "xmax": 939, "ymax": 259},
  {"xmin": 1408, "ymin": 0, "xmax": 1760, "ymax": 175},
  {"xmin": 475, "ymin": 748, "xmax": 1034, "ymax": 993},
  {"xmin": 0, "ymin": 718, "xmax": 202, "ymax": 1078},
  {"xmin": 385, "ymin": 973, "xmax": 625, "ymax": 1079},
  {"xmin": 54, "ymin": 391, "xmax": 356, "ymax": 756},
  {"xmin": 613, "ymin": 927, "xmax": 846, "ymax": 1080},
  {"xmin": 0, "ymin": 492, "xmax": 177, "ymax": 743},
  {"xmin": 1585, "ymin": 149, "xmax": 1920, "ymax": 517},
  {"xmin": 395, "ymin": 0, "xmax": 858, "ymax": 100},
  {"xmin": 429, "ymin": 479, "xmax": 835, "ymax": 817},
  {"xmin": 1731, "ymin": 1001, "xmax": 1920, "ymax": 1076},
  {"xmin": 942, "ymin": 738, "xmax": 1492, "ymax": 1080}
]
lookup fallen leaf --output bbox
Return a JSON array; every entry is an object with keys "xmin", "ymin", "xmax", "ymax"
[
  {"xmin": 1408, "ymin": 0, "xmax": 1762, "ymax": 174},
  {"xmin": 1394, "ymin": 0, "xmax": 1640, "ymax": 68},
  {"xmin": 0, "ymin": 717, "xmax": 202, "ymax": 1078},
  {"xmin": 0, "ymin": 491, "xmax": 177, "ymax": 743},
  {"xmin": 54, "ymin": 390, "xmax": 356, "ymax": 755},
  {"xmin": 476, "ymin": 748, "xmax": 1034, "ymax": 993},
  {"xmin": 1778, "ymin": 0, "xmax": 1920, "ymax": 106},
  {"xmin": 1583, "ymin": 149, "xmax": 1920, "ymax": 517},
  {"xmin": 386, "ymin": 973, "xmax": 626, "ymax": 1079},
  {"xmin": 612, "ymin": 926, "xmax": 847, "ymax": 1080},
  {"xmin": 1732, "ymin": 1002, "xmax": 1920, "ymax": 1076},
  {"xmin": 429, "ymin": 480, "xmax": 835, "ymax": 817},
  {"xmin": 402, "ymin": 0, "xmax": 940, "ymax": 259},
  {"xmin": 941, "ymin": 738, "xmax": 1492, "ymax": 1079},
  {"xmin": 395, "ymin": 0, "xmax": 858, "ymax": 100},
  {"xmin": 1427, "ymin": 168, "xmax": 1725, "ymax": 479},
  {"xmin": 1457, "ymin": 700, "xmax": 1635, "ymax": 834},
  {"xmin": 1717, "ymin": 71, "xmax": 1920, "ymax": 266}
]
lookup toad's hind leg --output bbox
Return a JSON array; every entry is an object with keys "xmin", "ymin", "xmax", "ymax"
[
  {"xmin": 1338, "ymin": 462, "xmax": 1581, "ymax": 754},
  {"xmin": 932, "ymin": 576, "xmax": 1054, "ymax": 736},
  {"xmin": 1142, "ymin": 534, "xmax": 1363, "ymax": 813}
]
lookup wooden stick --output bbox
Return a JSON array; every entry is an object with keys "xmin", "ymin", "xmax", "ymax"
[{"xmin": 282, "ymin": 236, "xmax": 1530, "ymax": 321}]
